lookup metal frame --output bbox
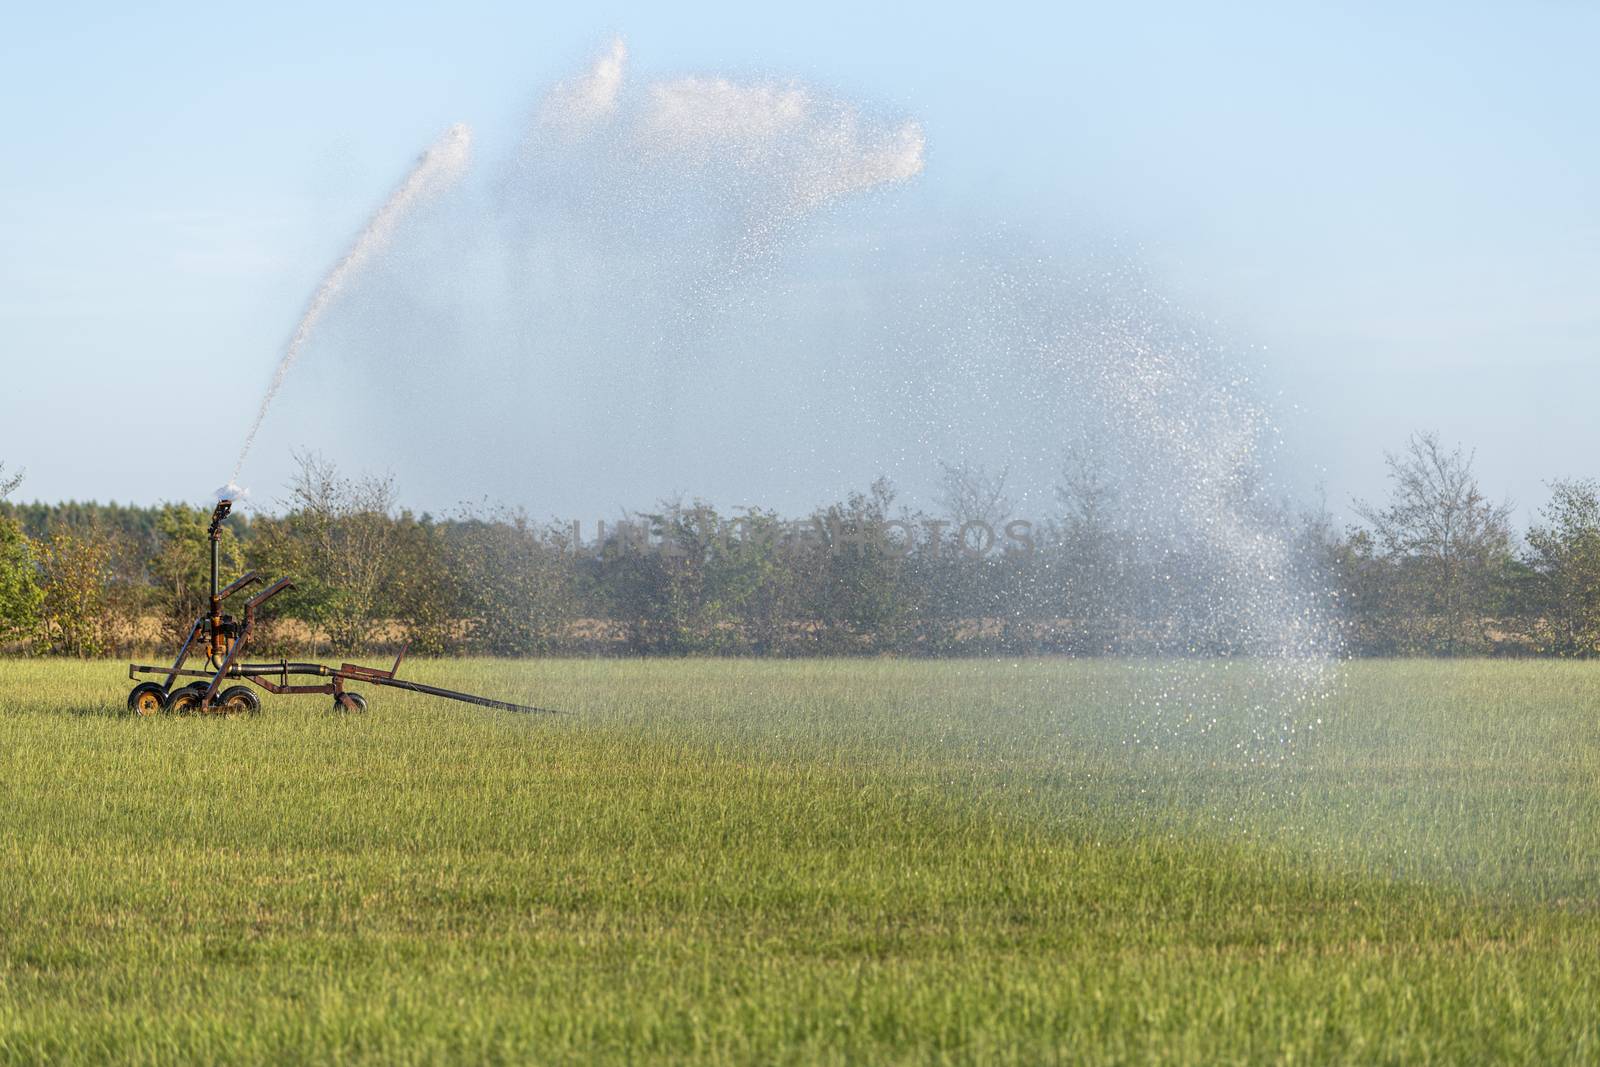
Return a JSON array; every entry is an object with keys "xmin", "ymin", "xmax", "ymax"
[{"xmin": 128, "ymin": 499, "xmax": 556, "ymax": 716}]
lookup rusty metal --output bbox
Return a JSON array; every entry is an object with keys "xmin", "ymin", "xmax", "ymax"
[
  {"xmin": 127, "ymin": 498, "xmax": 557, "ymax": 716},
  {"xmin": 207, "ymin": 501, "xmax": 231, "ymax": 665}
]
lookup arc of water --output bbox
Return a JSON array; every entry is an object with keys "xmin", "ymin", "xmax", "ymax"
[{"xmin": 231, "ymin": 123, "xmax": 474, "ymax": 483}]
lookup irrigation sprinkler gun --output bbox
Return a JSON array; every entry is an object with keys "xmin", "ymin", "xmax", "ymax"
[{"xmin": 125, "ymin": 498, "xmax": 556, "ymax": 717}]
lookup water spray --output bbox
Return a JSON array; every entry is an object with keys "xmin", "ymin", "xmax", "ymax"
[
  {"xmin": 160, "ymin": 43, "xmax": 1340, "ymax": 744},
  {"xmin": 230, "ymin": 122, "xmax": 474, "ymax": 483}
]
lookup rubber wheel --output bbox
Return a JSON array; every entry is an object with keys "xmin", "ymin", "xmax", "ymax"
[
  {"xmin": 127, "ymin": 682, "xmax": 168, "ymax": 716},
  {"xmin": 334, "ymin": 692, "xmax": 368, "ymax": 714},
  {"xmin": 217, "ymin": 686, "xmax": 261, "ymax": 715},
  {"xmin": 166, "ymin": 688, "xmax": 204, "ymax": 715}
]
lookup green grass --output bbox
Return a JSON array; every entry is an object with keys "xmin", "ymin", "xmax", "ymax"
[{"xmin": 0, "ymin": 658, "xmax": 1596, "ymax": 1064}]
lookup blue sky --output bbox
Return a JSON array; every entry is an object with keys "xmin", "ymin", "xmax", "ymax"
[{"xmin": 1, "ymin": 1, "xmax": 1596, "ymax": 522}]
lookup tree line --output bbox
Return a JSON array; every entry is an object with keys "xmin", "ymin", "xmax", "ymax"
[{"xmin": 2, "ymin": 438, "xmax": 1598, "ymax": 659}]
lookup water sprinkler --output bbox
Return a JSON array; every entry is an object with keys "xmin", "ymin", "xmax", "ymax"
[{"xmin": 125, "ymin": 499, "xmax": 555, "ymax": 717}]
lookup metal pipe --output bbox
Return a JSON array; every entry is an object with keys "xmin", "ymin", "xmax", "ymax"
[
  {"xmin": 365, "ymin": 675, "xmax": 559, "ymax": 715},
  {"xmin": 206, "ymin": 500, "xmax": 231, "ymax": 666}
]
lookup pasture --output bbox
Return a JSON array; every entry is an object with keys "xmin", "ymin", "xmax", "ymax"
[{"xmin": 0, "ymin": 658, "xmax": 1595, "ymax": 1064}]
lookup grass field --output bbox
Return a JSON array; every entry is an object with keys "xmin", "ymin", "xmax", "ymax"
[{"xmin": 0, "ymin": 658, "xmax": 1596, "ymax": 1064}]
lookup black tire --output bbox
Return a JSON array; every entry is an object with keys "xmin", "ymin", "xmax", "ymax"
[
  {"xmin": 166, "ymin": 687, "xmax": 204, "ymax": 715},
  {"xmin": 333, "ymin": 691, "xmax": 368, "ymax": 714},
  {"xmin": 127, "ymin": 682, "xmax": 168, "ymax": 716},
  {"xmin": 217, "ymin": 686, "xmax": 262, "ymax": 715}
]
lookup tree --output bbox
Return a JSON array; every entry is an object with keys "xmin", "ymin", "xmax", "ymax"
[
  {"xmin": 808, "ymin": 478, "xmax": 915, "ymax": 654},
  {"xmin": 0, "ymin": 517, "xmax": 42, "ymax": 647},
  {"xmin": 386, "ymin": 512, "xmax": 458, "ymax": 656},
  {"xmin": 0, "ymin": 463, "xmax": 42, "ymax": 647},
  {"xmin": 1050, "ymin": 447, "xmax": 1125, "ymax": 651},
  {"xmin": 1524, "ymin": 480, "xmax": 1600, "ymax": 656},
  {"xmin": 714, "ymin": 506, "xmax": 802, "ymax": 655},
  {"xmin": 148, "ymin": 504, "xmax": 247, "ymax": 642},
  {"xmin": 275, "ymin": 453, "xmax": 400, "ymax": 653},
  {"xmin": 448, "ymin": 508, "xmax": 577, "ymax": 656},
  {"xmin": 937, "ymin": 460, "xmax": 1011, "ymax": 530},
  {"xmin": 36, "ymin": 530, "xmax": 113, "ymax": 657},
  {"xmin": 928, "ymin": 463, "xmax": 1013, "ymax": 652},
  {"xmin": 1354, "ymin": 432, "xmax": 1514, "ymax": 654}
]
